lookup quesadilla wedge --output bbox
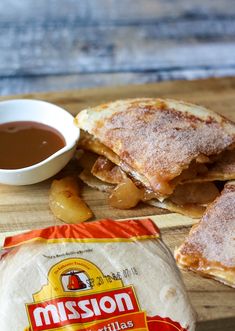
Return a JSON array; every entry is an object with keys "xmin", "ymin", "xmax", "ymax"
[
  {"xmin": 175, "ymin": 181, "xmax": 235, "ymax": 288},
  {"xmin": 75, "ymin": 98, "xmax": 235, "ymax": 199}
]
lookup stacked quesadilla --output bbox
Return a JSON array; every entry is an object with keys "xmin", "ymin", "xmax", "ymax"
[{"xmin": 75, "ymin": 98, "xmax": 235, "ymax": 218}]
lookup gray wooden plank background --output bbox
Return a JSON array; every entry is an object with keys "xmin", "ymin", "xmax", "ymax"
[{"xmin": 1, "ymin": 0, "xmax": 235, "ymax": 95}]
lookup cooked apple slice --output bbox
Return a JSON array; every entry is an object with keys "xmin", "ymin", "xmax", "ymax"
[{"xmin": 49, "ymin": 176, "xmax": 93, "ymax": 223}]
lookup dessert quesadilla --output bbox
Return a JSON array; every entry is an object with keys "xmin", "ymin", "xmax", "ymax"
[
  {"xmin": 175, "ymin": 181, "xmax": 235, "ymax": 287},
  {"xmin": 75, "ymin": 98, "xmax": 235, "ymax": 216}
]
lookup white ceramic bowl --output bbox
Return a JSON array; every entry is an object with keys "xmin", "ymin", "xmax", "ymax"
[{"xmin": 0, "ymin": 99, "xmax": 80, "ymax": 185}]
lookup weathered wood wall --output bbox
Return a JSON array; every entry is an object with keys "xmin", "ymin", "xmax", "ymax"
[{"xmin": 1, "ymin": 0, "xmax": 235, "ymax": 95}]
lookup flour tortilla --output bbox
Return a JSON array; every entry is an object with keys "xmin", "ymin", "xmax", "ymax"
[{"xmin": 184, "ymin": 149, "xmax": 235, "ymax": 183}]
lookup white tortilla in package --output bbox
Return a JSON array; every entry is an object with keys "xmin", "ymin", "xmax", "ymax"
[{"xmin": 0, "ymin": 219, "xmax": 196, "ymax": 331}]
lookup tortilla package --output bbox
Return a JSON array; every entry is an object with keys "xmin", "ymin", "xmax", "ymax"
[{"xmin": 0, "ymin": 219, "xmax": 196, "ymax": 331}]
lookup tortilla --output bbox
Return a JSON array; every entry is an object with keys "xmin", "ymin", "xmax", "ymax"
[
  {"xmin": 91, "ymin": 156, "xmax": 127, "ymax": 184},
  {"xmin": 79, "ymin": 168, "xmax": 114, "ymax": 192},
  {"xmin": 184, "ymin": 149, "xmax": 235, "ymax": 183},
  {"xmin": 175, "ymin": 181, "xmax": 235, "ymax": 288},
  {"xmin": 146, "ymin": 199, "xmax": 205, "ymax": 219}
]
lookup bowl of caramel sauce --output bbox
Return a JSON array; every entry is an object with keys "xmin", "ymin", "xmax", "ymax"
[{"xmin": 0, "ymin": 99, "xmax": 80, "ymax": 185}]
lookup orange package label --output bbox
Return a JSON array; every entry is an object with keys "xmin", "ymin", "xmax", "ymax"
[
  {"xmin": 68, "ymin": 311, "xmax": 148, "ymax": 331},
  {"xmin": 27, "ymin": 287, "xmax": 139, "ymax": 331},
  {"xmin": 147, "ymin": 316, "xmax": 188, "ymax": 331}
]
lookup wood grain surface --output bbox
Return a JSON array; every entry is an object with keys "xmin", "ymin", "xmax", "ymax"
[
  {"xmin": 1, "ymin": 0, "xmax": 235, "ymax": 95},
  {"xmin": 0, "ymin": 77, "xmax": 235, "ymax": 330}
]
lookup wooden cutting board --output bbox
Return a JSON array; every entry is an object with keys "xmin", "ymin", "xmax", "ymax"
[{"xmin": 0, "ymin": 77, "xmax": 235, "ymax": 331}]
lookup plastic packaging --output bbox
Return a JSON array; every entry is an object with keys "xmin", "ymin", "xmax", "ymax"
[{"xmin": 0, "ymin": 218, "xmax": 196, "ymax": 331}]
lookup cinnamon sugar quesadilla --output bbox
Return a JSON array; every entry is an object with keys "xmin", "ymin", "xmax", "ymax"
[
  {"xmin": 175, "ymin": 181, "xmax": 235, "ymax": 287},
  {"xmin": 75, "ymin": 98, "xmax": 235, "ymax": 216}
]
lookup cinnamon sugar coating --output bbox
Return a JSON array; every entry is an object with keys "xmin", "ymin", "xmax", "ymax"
[{"xmin": 179, "ymin": 181, "xmax": 235, "ymax": 268}]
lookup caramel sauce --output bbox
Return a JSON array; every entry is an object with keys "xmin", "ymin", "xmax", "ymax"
[{"xmin": 0, "ymin": 121, "xmax": 66, "ymax": 169}]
